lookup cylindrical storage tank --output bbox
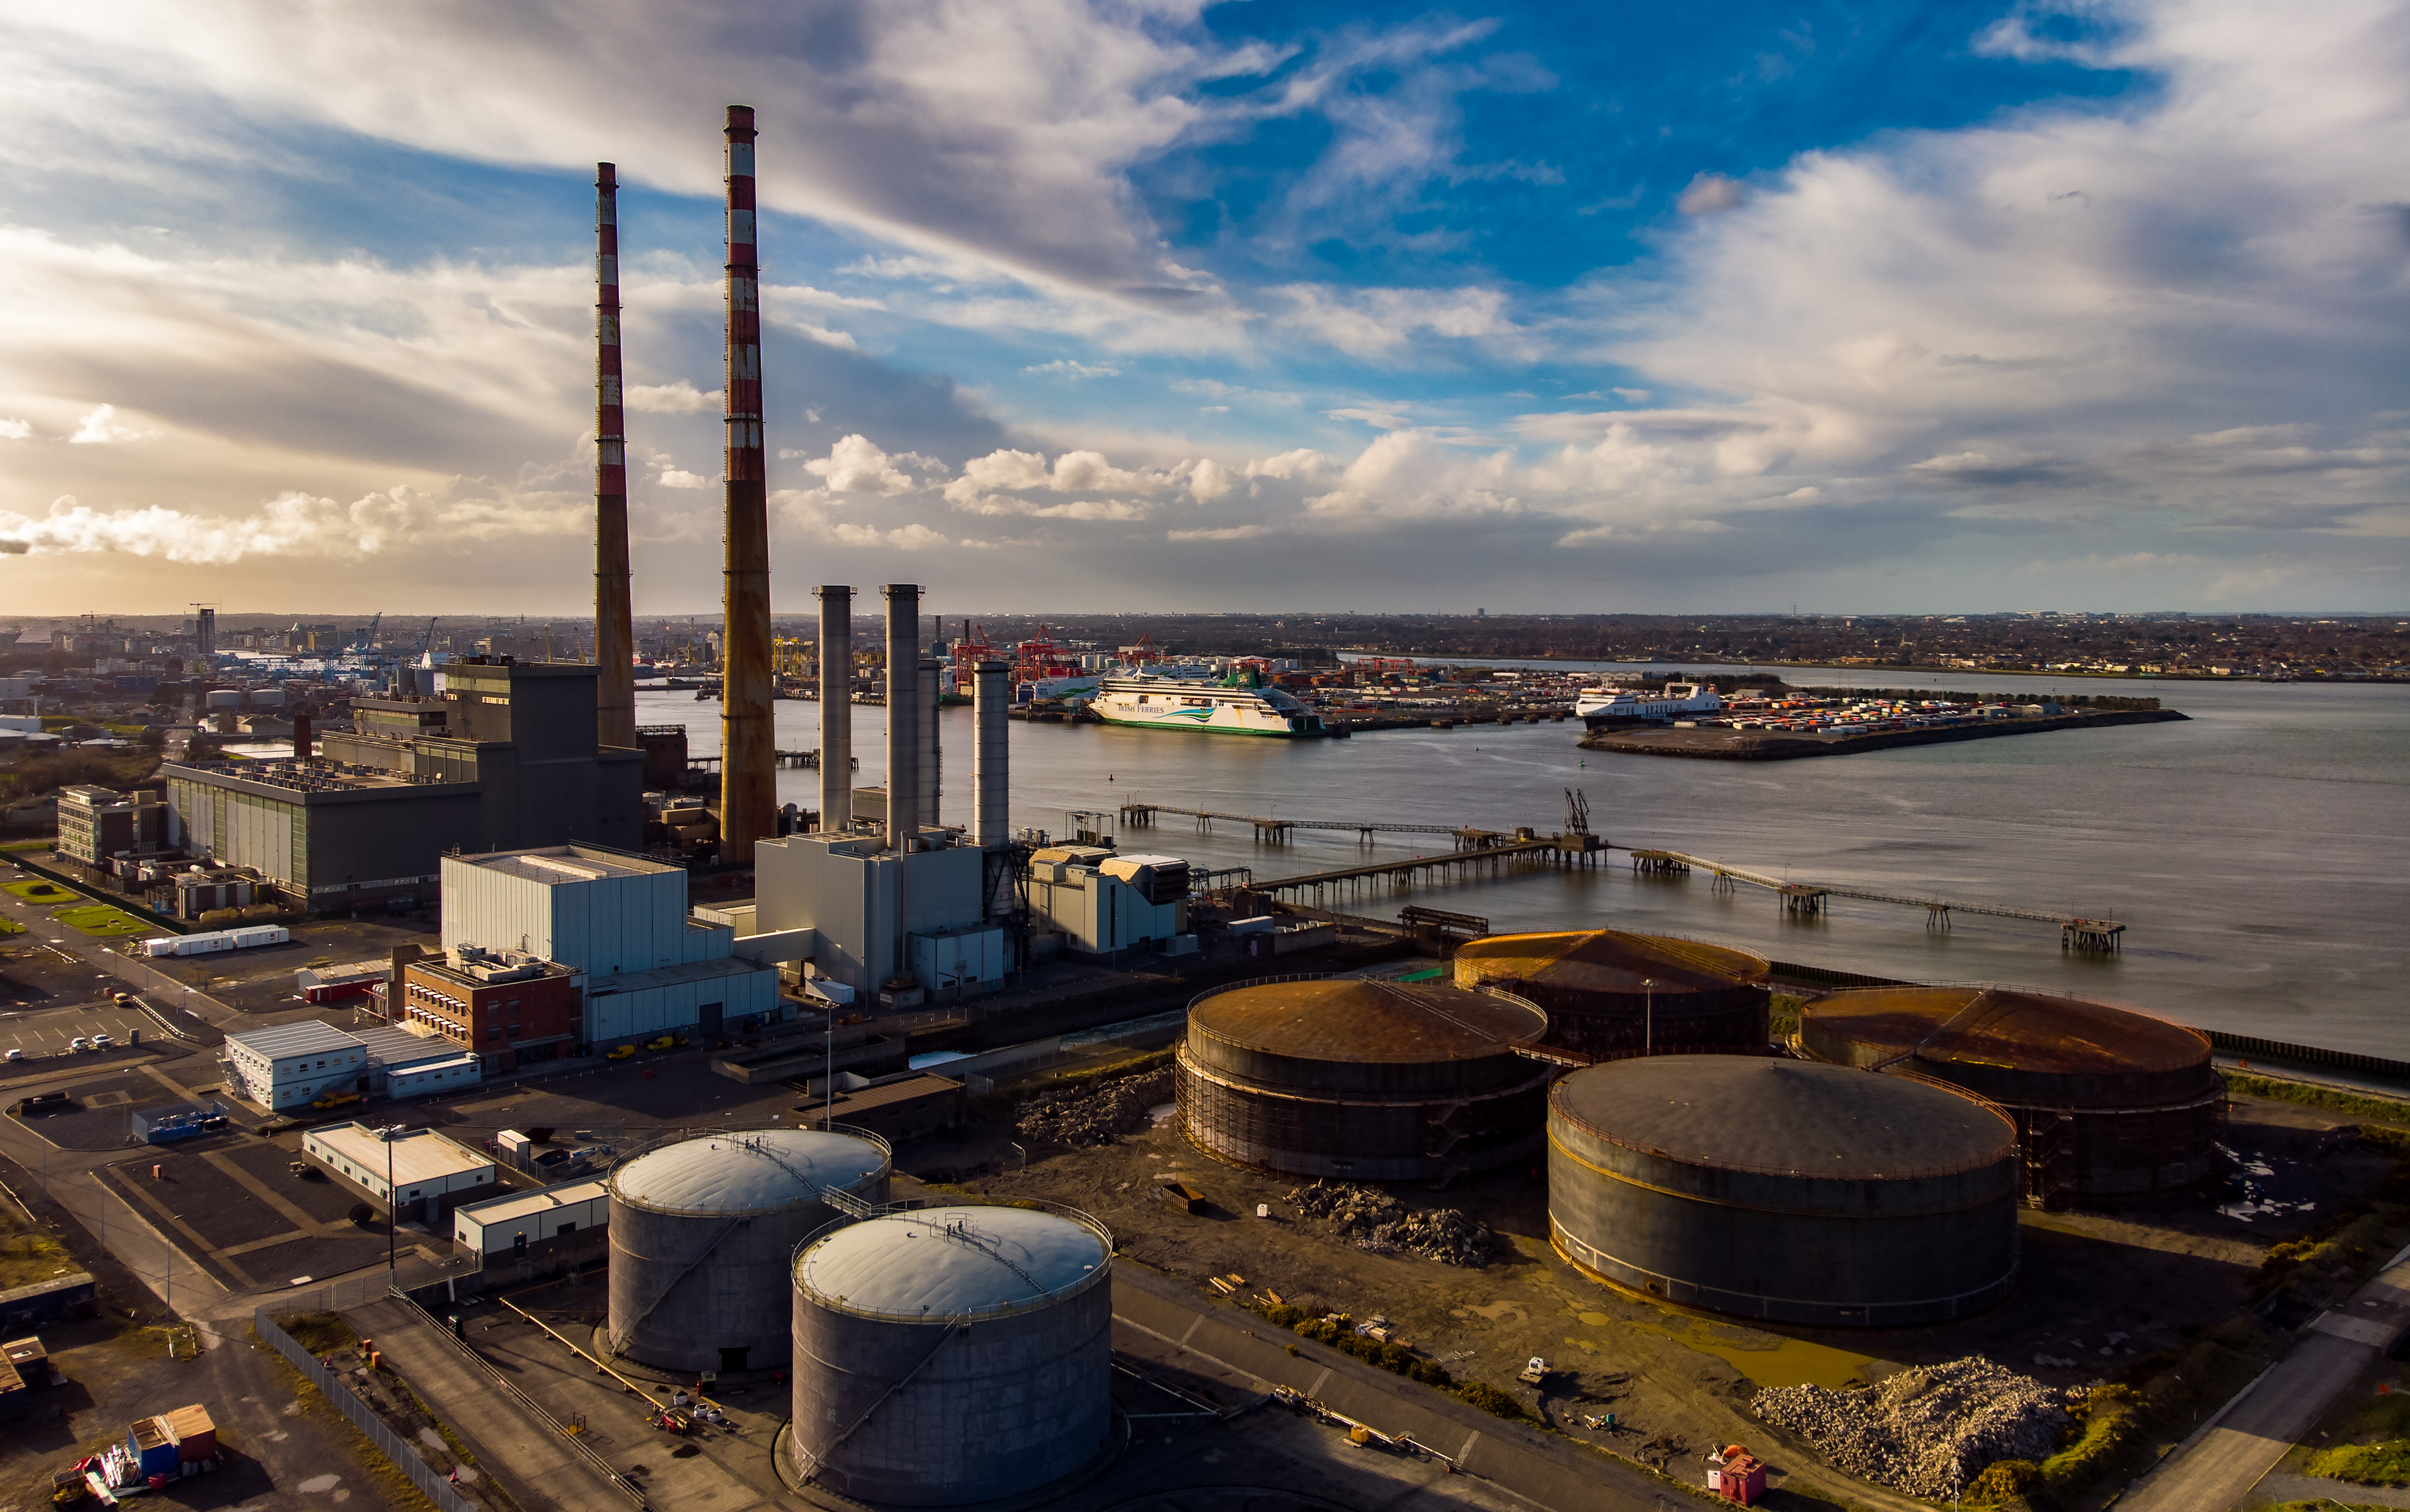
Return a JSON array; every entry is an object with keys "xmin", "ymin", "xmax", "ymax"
[
  {"xmin": 1176, "ymin": 977, "xmax": 1550, "ymax": 1181},
  {"xmin": 1549, "ymin": 1056, "xmax": 2020, "ymax": 1328},
  {"xmin": 1800, "ymin": 987, "xmax": 2220, "ymax": 1202},
  {"xmin": 788, "ymin": 1203, "xmax": 1114, "ymax": 1506},
  {"xmin": 1453, "ymin": 929, "xmax": 1770, "ymax": 1060},
  {"xmin": 607, "ymin": 1127, "xmax": 890, "ymax": 1372}
]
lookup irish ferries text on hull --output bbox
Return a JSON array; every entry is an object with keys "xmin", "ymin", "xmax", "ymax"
[{"xmin": 1090, "ymin": 675, "xmax": 1329, "ymax": 737}]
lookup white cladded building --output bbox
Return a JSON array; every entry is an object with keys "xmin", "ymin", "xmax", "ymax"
[
  {"xmin": 439, "ymin": 845, "xmax": 779, "ymax": 1047},
  {"xmin": 221, "ymin": 1021, "xmax": 373, "ymax": 1110},
  {"xmin": 303, "ymin": 1122, "xmax": 496, "ymax": 1221},
  {"xmin": 451, "ymin": 1176, "xmax": 608, "ymax": 1259}
]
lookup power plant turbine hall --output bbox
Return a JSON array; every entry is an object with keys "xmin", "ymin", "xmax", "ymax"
[
  {"xmin": 718, "ymin": 104, "xmax": 775, "ymax": 867},
  {"xmin": 592, "ymin": 161, "xmax": 636, "ymax": 751}
]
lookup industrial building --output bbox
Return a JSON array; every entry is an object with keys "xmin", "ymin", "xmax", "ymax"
[
  {"xmin": 440, "ymin": 844, "xmax": 779, "ymax": 1047},
  {"xmin": 163, "ymin": 659, "xmax": 642, "ymax": 913},
  {"xmin": 1454, "ymin": 929, "xmax": 1771, "ymax": 1060},
  {"xmin": 303, "ymin": 1123, "xmax": 497, "ymax": 1223},
  {"xmin": 788, "ymin": 1203, "xmax": 1116, "ymax": 1505},
  {"xmin": 753, "ymin": 600, "xmax": 1027, "ymax": 1002},
  {"xmin": 220, "ymin": 1020, "xmax": 374, "ymax": 1110},
  {"xmin": 54, "ymin": 784, "xmax": 169, "ymax": 869},
  {"xmin": 1548, "ymin": 1056, "xmax": 2021, "ymax": 1328},
  {"xmin": 453, "ymin": 1176, "xmax": 608, "ymax": 1264},
  {"xmin": 348, "ymin": 1023, "xmax": 484, "ymax": 1099},
  {"xmin": 607, "ymin": 1127, "xmax": 890, "ymax": 1373},
  {"xmin": 390, "ymin": 944, "xmax": 581, "ymax": 1072},
  {"xmin": 1176, "ymin": 977, "xmax": 1552, "ymax": 1182},
  {"xmin": 1799, "ymin": 987, "xmax": 2222, "ymax": 1203},
  {"xmin": 1024, "ymin": 847, "xmax": 1192, "ymax": 958}
]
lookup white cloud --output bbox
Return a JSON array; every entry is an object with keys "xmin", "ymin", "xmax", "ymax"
[
  {"xmin": 804, "ymin": 434, "xmax": 918, "ymax": 496},
  {"xmin": 1674, "ymin": 172, "xmax": 1746, "ymax": 214},
  {"xmin": 830, "ymin": 521, "xmax": 949, "ymax": 549},
  {"xmin": 0, "ymin": 419, "xmax": 30, "ymax": 441},
  {"xmin": 1167, "ymin": 523, "xmax": 1272, "ymax": 541},
  {"xmin": 1187, "ymin": 457, "xmax": 1238, "ymax": 502},
  {"xmin": 0, "ymin": 486, "xmax": 580, "ymax": 562},
  {"xmin": 69, "ymin": 405, "xmax": 157, "ymax": 444},
  {"xmin": 1023, "ymin": 359, "xmax": 1121, "ymax": 379},
  {"xmin": 657, "ymin": 468, "xmax": 713, "ymax": 489},
  {"xmin": 1304, "ymin": 430, "xmax": 1521, "ymax": 522},
  {"xmin": 1274, "ymin": 284, "xmax": 1523, "ymax": 359},
  {"xmin": 625, "ymin": 381, "xmax": 721, "ymax": 414}
]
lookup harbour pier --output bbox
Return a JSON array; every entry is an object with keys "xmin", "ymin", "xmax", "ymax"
[
  {"xmin": 1626, "ymin": 848, "xmax": 2125, "ymax": 951},
  {"xmin": 1238, "ymin": 830, "xmax": 1607, "ymax": 906}
]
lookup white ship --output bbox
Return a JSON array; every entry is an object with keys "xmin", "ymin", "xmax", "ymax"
[
  {"xmin": 1090, "ymin": 673, "xmax": 1329, "ymax": 737},
  {"xmin": 1576, "ymin": 681, "xmax": 1722, "ymax": 729}
]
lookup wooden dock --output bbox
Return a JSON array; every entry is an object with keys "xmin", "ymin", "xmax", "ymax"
[{"xmin": 1625, "ymin": 848, "xmax": 2126, "ymax": 951}]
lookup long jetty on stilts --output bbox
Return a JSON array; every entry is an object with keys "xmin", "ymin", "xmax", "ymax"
[
  {"xmin": 1241, "ymin": 828, "xmax": 1607, "ymax": 906},
  {"xmin": 1625, "ymin": 848, "xmax": 2126, "ymax": 952}
]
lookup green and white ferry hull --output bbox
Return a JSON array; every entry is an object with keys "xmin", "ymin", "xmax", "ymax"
[{"xmin": 1089, "ymin": 676, "xmax": 1329, "ymax": 737}]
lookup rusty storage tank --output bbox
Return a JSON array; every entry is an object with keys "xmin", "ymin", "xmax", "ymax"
[
  {"xmin": 787, "ymin": 1202, "xmax": 1115, "ymax": 1505},
  {"xmin": 606, "ymin": 1126, "xmax": 890, "ymax": 1373},
  {"xmin": 1549, "ymin": 1056, "xmax": 2020, "ymax": 1327},
  {"xmin": 1176, "ymin": 975, "xmax": 1551, "ymax": 1182},
  {"xmin": 1799, "ymin": 987, "xmax": 2220, "ymax": 1202},
  {"xmin": 1453, "ymin": 929, "xmax": 1770, "ymax": 1060}
]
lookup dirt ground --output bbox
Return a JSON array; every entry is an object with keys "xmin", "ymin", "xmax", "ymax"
[{"xmin": 949, "ymin": 1079, "xmax": 2386, "ymax": 1510}]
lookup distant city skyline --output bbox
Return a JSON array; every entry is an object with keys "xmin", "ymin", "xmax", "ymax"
[{"xmin": 1, "ymin": 0, "xmax": 2404, "ymax": 614}]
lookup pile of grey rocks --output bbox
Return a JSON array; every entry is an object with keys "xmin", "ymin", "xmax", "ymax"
[
  {"xmin": 1016, "ymin": 1065, "xmax": 1175, "ymax": 1149},
  {"xmin": 1751, "ymin": 1356, "xmax": 2070, "ymax": 1498},
  {"xmin": 1285, "ymin": 1182, "xmax": 1494, "ymax": 1267}
]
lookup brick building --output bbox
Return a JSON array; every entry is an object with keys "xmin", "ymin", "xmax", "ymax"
[{"xmin": 389, "ymin": 947, "xmax": 581, "ymax": 1072}]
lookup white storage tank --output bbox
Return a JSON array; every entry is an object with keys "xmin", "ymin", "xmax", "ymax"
[
  {"xmin": 606, "ymin": 1127, "xmax": 890, "ymax": 1373},
  {"xmin": 787, "ymin": 1203, "xmax": 1115, "ymax": 1506}
]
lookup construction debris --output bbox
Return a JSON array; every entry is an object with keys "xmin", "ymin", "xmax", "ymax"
[
  {"xmin": 1751, "ymin": 1355, "xmax": 2070, "ymax": 1498},
  {"xmin": 1284, "ymin": 1182, "xmax": 1495, "ymax": 1267},
  {"xmin": 1016, "ymin": 1065, "xmax": 1175, "ymax": 1149}
]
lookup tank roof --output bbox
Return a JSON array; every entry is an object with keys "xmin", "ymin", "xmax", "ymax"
[
  {"xmin": 795, "ymin": 1206, "xmax": 1110, "ymax": 1321},
  {"xmin": 1458, "ymin": 930, "xmax": 1768, "ymax": 993},
  {"xmin": 1805, "ymin": 988, "xmax": 2210, "ymax": 1077},
  {"xmin": 1552, "ymin": 1056, "xmax": 2013, "ymax": 1178},
  {"xmin": 608, "ymin": 1128, "xmax": 886, "ymax": 1215},
  {"xmin": 1190, "ymin": 979, "xmax": 1545, "ymax": 1063}
]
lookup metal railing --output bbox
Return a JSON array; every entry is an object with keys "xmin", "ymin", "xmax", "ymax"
[{"xmin": 253, "ymin": 1305, "xmax": 476, "ymax": 1512}]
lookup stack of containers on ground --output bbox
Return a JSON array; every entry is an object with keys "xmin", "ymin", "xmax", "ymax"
[
  {"xmin": 1798, "ymin": 987, "xmax": 2222, "ymax": 1203},
  {"xmin": 606, "ymin": 1126, "xmax": 890, "ymax": 1373},
  {"xmin": 1175, "ymin": 975, "xmax": 1552, "ymax": 1182},
  {"xmin": 1452, "ymin": 929, "xmax": 1771, "ymax": 1060},
  {"xmin": 1549, "ymin": 1055, "xmax": 2022, "ymax": 1327}
]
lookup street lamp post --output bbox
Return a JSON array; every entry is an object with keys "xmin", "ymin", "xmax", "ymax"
[
  {"xmin": 1644, "ymin": 978, "xmax": 1655, "ymax": 1055},
  {"xmin": 386, "ymin": 1128, "xmax": 396, "ymax": 1279}
]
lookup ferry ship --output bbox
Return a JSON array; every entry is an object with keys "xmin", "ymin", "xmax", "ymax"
[
  {"xmin": 1576, "ymin": 681, "xmax": 1722, "ymax": 730},
  {"xmin": 1089, "ymin": 672, "xmax": 1329, "ymax": 737}
]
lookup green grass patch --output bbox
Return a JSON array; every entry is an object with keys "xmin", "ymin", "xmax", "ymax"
[
  {"xmin": 1454, "ymin": 1381, "xmax": 1532, "ymax": 1421},
  {"xmin": 275, "ymin": 1310, "xmax": 362, "ymax": 1355},
  {"xmin": 0, "ymin": 839, "xmax": 53, "ymax": 853},
  {"xmin": 0, "ymin": 1201, "xmax": 80, "ymax": 1292},
  {"xmin": 2, "ymin": 878, "xmax": 73, "ymax": 902},
  {"xmin": 2307, "ymin": 1390, "xmax": 2410, "ymax": 1485},
  {"xmin": 0, "ymin": 916, "xmax": 21, "ymax": 934},
  {"xmin": 2039, "ymin": 1384, "xmax": 2148, "ymax": 1500},
  {"xmin": 54, "ymin": 903, "xmax": 150, "ymax": 937},
  {"xmin": 2223, "ymin": 1070, "xmax": 2410, "ymax": 1128}
]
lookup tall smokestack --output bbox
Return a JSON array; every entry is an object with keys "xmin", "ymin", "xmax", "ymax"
[
  {"xmin": 882, "ymin": 584, "xmax": 919, "ymax": 851},
  {"xmin": 918, "ymin": 656, "xmax": 940, "ymax": 829},
  {"xmin": 594, "ymin": 163, "xmax": 637, "ymax": 751},
  {"xmin": 974, "ymin": 660, "xmax": 1008, "ymax": 848},
  {"xmin": 815, "ymin": 584, "xmax": 852, "ymax": 832},
  {"xmin": 718, "ymin": 106, "xmax": 775, "ymax": 867}
]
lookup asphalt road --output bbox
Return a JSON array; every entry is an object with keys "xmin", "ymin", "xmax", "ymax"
[{"xmin": 2123, "ymin": 1246, "xmax": 2410, "ymax": 1511}]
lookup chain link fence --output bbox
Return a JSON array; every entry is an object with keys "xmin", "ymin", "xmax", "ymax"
[{"xmin": 253, "ymin": 1305, "xmax": 477, "ymax": 1512}]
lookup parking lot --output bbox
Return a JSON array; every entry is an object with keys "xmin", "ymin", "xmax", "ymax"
[{"xmin": 0, "ymin": 999, "xmax": 169, "ymax": 1060}]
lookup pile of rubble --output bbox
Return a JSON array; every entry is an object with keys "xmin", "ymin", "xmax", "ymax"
[
  {"xmin": 1285, "ymin": 1182, "xmax": 1494, "ymax": 1267},
  {"xmin": 1016, "ymin": 1065, "xmax": 1175, "ymax": 1149},
  {"xmin": 1751, "ymin": 1356, "xmax": 2070, "ymax": 1498}
]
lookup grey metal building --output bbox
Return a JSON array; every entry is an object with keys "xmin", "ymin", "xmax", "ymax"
[
  {"xmin": 1549, "ymin": 1055, "xmax": 2021, "ymax": 1327},
  {"xmin": 163, "ymin": 659, "xmax": 642, "ymax": 913},
  {"xmin": 787, "ymin": 1203, "xmax": 1115, "ymax": 1506},
  {"xmin": 606, "ymin": 1128, "xmax": 890, "ymax": 1373}
]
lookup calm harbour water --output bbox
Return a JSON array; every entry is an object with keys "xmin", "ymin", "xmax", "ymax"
[{"xmin": 638, "ymin": 666, "xmax": 2409, "ymax": 1059}]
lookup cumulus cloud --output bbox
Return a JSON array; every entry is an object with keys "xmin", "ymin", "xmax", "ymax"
[
  {"xmin": 656, "ymin": 468, "xmax": 713, "ymax": 489},
  {"xmin": 69, "ymin": 405, "xmax": 157, "ymax": 444},
  {"xmin": 624, "ymin": 381, "xmax": 721, "ymax": 413},
  {"xmin": 830, "ymin": 521, "xmax": 949, "ymax": 549},
  {"xmin": 1167, "ymin": 522, "xmax": 1272, "ymax": 541},
  {"xmin": 804, "ymin": 434, "xmax": 919, "ymax": 496},
  {"xmin": 1274, "ymin": 284, "xmax": 1523, "ymax": 359},
  {"xmin": 1674, "ymin": 172, "xmax": 1746, "ymax": 214},
  {"xmin": 0, "ymin": 487, "xmax": 580, "ymax": 562},
  {"xmin": 0, "ymin": 419, "xmax": 31, "ymax": 441}
]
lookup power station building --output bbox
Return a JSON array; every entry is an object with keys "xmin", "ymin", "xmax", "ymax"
[
  {"xmin": 161, "ymin": 659, "xmax": 642, "ymax": 913},
  {"xmin": 440, "ymin": 845, "xmax": 779, "ymax": 1046}
]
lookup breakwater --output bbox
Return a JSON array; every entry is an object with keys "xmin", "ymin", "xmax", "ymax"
[{"xmin": 1582, "ymin": 707, "xmax": 2188, "ymax": 761}]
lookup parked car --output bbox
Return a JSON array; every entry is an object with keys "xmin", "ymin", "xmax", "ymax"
[
  {"xmin": 4, "ymin": 1048, "xmax": 22, "ymax": 1063},
  {"xmin": 607, "ymin": 1044, "xmax": 635, "ymax": 1061},
  {"xmin": 644, "ymin": 1035, "xmax": 677, "ymax": 1052},
  {"xmin": 313, "ymin": 1090, "xmax": 362, "ymax": 1111},
  {"xmin": 91, "ymin": 1033, "xmax": 115, "ymax": 1049},
  {"xmin": 111, "ymin": 991, "xmax": 135, "ymax": 1006},
  {"xmin": 68, "ymin": 1037, "xmax": 90, "ymax": 1053}
]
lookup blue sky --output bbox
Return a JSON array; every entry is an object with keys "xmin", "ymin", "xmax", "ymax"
[{"xmin": 0, "ymin": 0, "xmax": 2403, "ymax": 614}]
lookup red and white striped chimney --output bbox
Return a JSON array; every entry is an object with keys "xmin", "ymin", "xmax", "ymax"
[
  {"xmin": 594, "ymin": 163, "xmax": 637, "ymax": 748},
  {"xmin": 718, "ymin": 105, "xmax": 777, "ymax": 866}
]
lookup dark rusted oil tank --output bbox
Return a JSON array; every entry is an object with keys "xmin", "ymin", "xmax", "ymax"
[
  {"xmin": 1453, "ymin": 929, "xmax": 1770, "ymax": 1060},
  {"xmin": 1549, "ymin": 1056, "xmax": 2021, "ymax": 1328},
  {"xmin": 1800, "ymin": 987, "xmax": 2221, "ymax": 1203},
  {"xmin": 1176, "ymin": 976, "xmax": 1550, "ymax": 1181}
]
